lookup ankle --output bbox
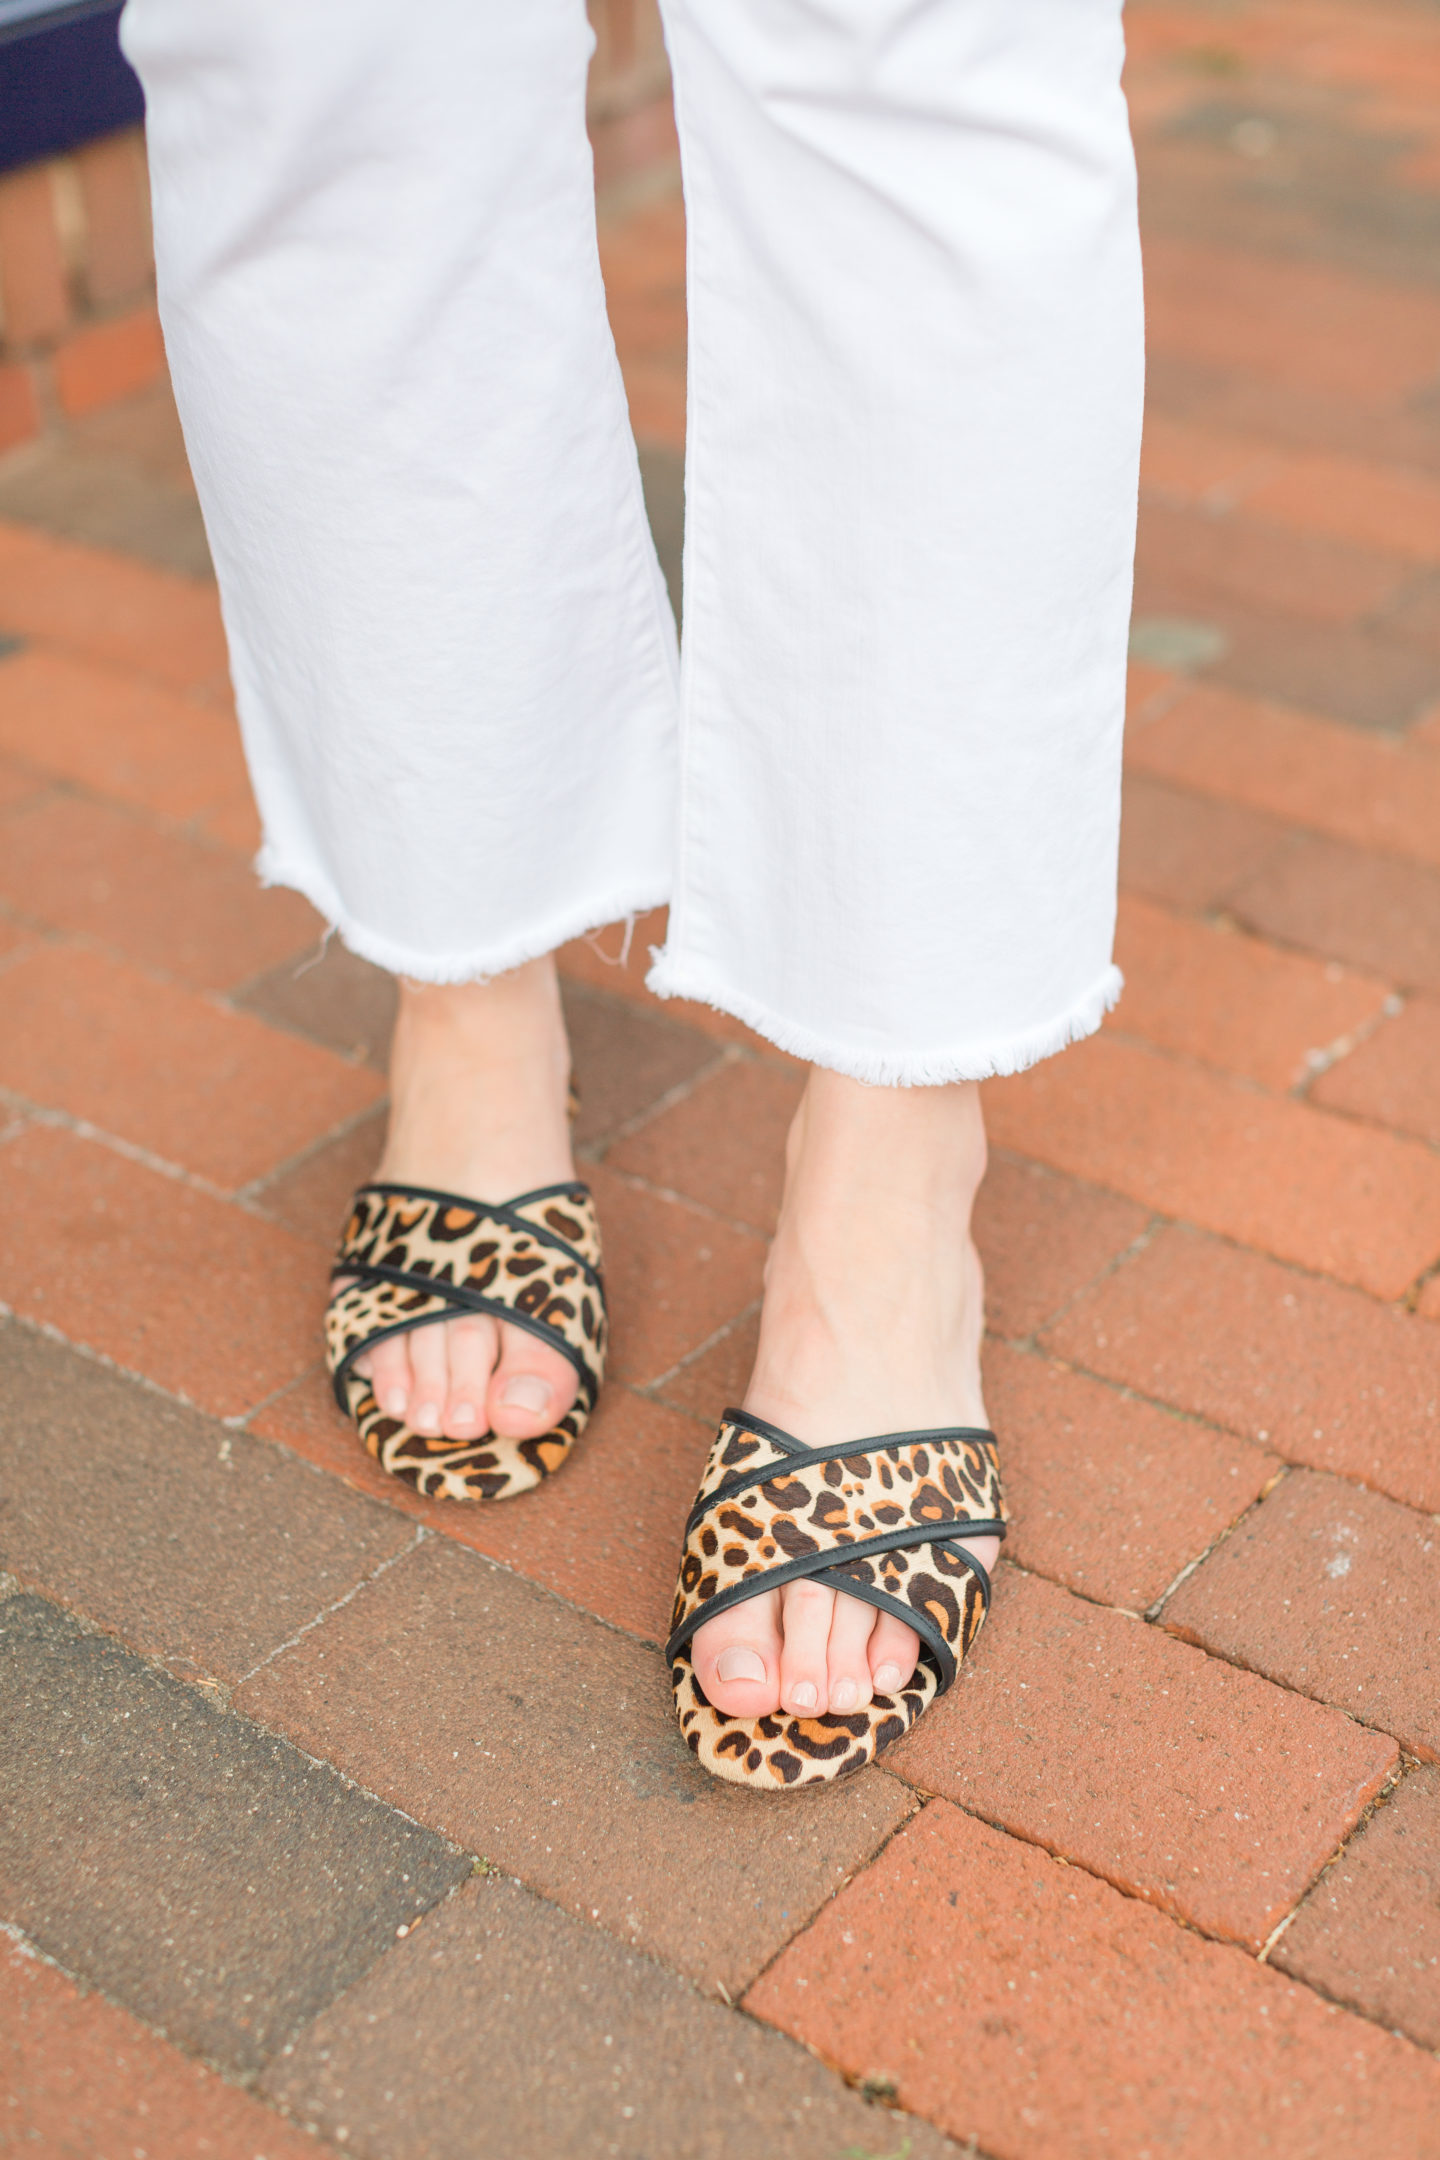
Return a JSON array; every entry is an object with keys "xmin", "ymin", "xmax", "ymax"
[{"xmin": 378, "ymin": 955, "xmax": 575, "ymax": 1197}]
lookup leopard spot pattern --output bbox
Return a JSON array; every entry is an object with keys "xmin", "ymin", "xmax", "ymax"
[
  {"xmin": 323, "ymin": 1182, "xmax": 605, "ymax": 1503},
  {"xmin": 670, "ymin": 1413, "xmax": 1004, "ymax": 1789}
]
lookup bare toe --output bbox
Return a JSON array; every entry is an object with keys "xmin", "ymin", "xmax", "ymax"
[
  {"xmin": 778, "ymin": 1577, "xmax": 836, "ymax": 1715},
  {"xmin": 404, "ymin": 1321, "xmax": 449, "ymax": 1436},
  {"xmin": 825, "ymin": 1590, "xmax": 878, "ymax": 1714},
  {"xmin": 692, "ymin": 1589, "xmax": 783, "ymax": 1717},
  {"xmin": 868, "ymin": 1608, "xmax": 920, "ymax": 1698},
  {"xmin": 442, "ymin": 1313, "xmax": 500, "ymax": 1438},
  {"xmin": 363, "ymin": 1332, "xmax": 413, "ymax": 1421},
  {"xmin": 486, "ymin": 1321, "xmax": 580, "ymax": 1441}
]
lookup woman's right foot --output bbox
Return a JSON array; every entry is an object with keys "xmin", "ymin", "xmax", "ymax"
[{"xmin": 346, "ymin": 955, "xmax": 581, "ymax": 1446}]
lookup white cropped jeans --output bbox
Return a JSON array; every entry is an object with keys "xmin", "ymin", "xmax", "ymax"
[{"xmin": 122, "ymin": 0, "xmax": 1143, "ymax": 1084}]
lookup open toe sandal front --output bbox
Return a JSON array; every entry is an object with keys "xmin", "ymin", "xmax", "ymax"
[
  {"xmin": 325, "ymin": 1180, "xmax": 606, "ymax": 1502},
  {"xmin": 669, "ymin": 1407, "xmax": 1006, "ymax": 1790}
]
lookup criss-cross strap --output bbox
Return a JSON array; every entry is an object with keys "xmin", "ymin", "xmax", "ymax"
[
  {"xmin": 668, "ymin": 1407, "xmax": 1006, "ymax": 1789},
  {"xmin": 324, "ymin": 1180, "xmax": 606, "ymax": 1502}
]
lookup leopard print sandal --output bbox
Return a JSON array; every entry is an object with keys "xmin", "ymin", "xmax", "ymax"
[
  {"xmin": 324, "ymin": 1180, "xmax": 606, "ymax": 1501},
  {"xmin": 668, "ymin": 1406, "xmax": 1006, "ymax": 1790}
]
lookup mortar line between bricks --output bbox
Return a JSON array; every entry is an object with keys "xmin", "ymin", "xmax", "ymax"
[
  {"xmin": 1, "ymin": 1092, "xmax": 242, "ymax": 1202},
  {"xmin": 868, "ymin": 1778, "xmax": 1439, "ymax": 2058},
  {"xmin": 0, "ymin": 1920, "xmax": 348, "ymax": 2142},
  {"xmin": 233, "ymin": 1524, "xmax": 430, "ymax": 1687},
  {"xmin": 1141, "ymin": 1466, "xmax": 1294, "ymax": 1622},
  {"xmin": 1004, "ymin": 1320, "xmax": 1440, "ymax": 1512},
  {"xmin": 596, "ymin": 1159, "xmax": 774, "ymax": 1243},
  {"xmin": 1123, "ymin": 755, "xmax": 1440, "ymax": 886},
  {"xmin": 575, "ymin": 1038, "xmax": 736, "ymax": 1164},
  {"xmin": 637, "ymin": 1297, "xmax": 763, "ymax": 1402},
  {"xmin": 234, "ymin": 1096, "xmax": 391, "ymax": 1213}
]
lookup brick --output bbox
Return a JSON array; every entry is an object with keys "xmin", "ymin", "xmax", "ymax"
[
  {"xmin": 0, "ymin": 165, "xmax": 69, "ymax": 344},
  {"xmin": 558, "ymin": 905, "xmax": 667, "ymax": 1001},
  {"xmin": 1044, "ymin": 1226, "xmax": 1440, "ymax": 1515},
  {"xmin": 1233, "ymin": 832, "xmax": 1440, "ymax": 990},
  {"xmin": 890, "ymin": 1566, "xmax": 1396, "ymax": 1950},
  {"xmin": 0, "ymin": 1594, "xmax": 468, "ymax": 2077},
  {"xmin": 607, "ymin": 1056, "xmax": 802, "ymax": 1232},
  {"xmin": 586, "ymin": 1160, "xmax": 767, "ymax": 1384},
  {"xmin": 198, "ymin": 779, "xmax": 263, "ymax": 854},
  {"xmin": 53, "ymin": 303, "xmax": 166, "ymax": 419},
  {"xmin": 1164, "ymin": 1470, "xmax": 1440, "ymax": 1760},
  {"xmin": 236, "ymin": 1533, "xmax": 915, "ymax": 1998},
  {"xmin": 0, "ymin": 750, "xmax": 48, "ymax": 814},
  {"xmin": 973, "ymin": 1154, "xmax": 1148, "ymax": 1340},
  {"xmin": 1313, "ymin": 994, "xmax": 1440, "ymax": 1144},
  {"xmin": 2, "ymin": 1938, "xmax": 322, "ymax": 2160},
  {"xmin": 0, "ymin": 1124, "xmax": 322, "ymax": 1417},
  {"xmin": 0, "ymin": 794, "xmax": 319, "ymax": 989},
  {"xmin": 1118, "ymin": 772, "xmax": 1291, "ymax": 912},
  {"xmin": 985, "ymin": 1341, "xmax": 1276, "ymax": 1613},
  {"xmin": 984, "ymin": 1032, "xmax": 1440, "ymax": 1299},
  {"xmin": 566, "ymin": 982, "xmax": 720, "ymax": 1149},
  {"xmin": 263, "ymin": 1874, "xmax": 962, "ymax": 2160},
  {"xmin": 1145, "ymin": 349, "xmax": 1440, "ymax": 486},
  {"xmin": 0, "ymin": 1319, "xmax": 414, "ymax": 1683},
  {"xmin": 745, "ymin": 1800, "xmax": 1440, "ymax": 2160},
  {"xmin": 0, "ymin": 943, "xmax": 380, "ymax": 1189},
  {"xmin": 1275, "ymin": 1764, "xmax": 1440, "ymax": 2050},
  {"xmin": 1126, "ymin": 657, "xmax": 1176, "ymax": 721},
  {"xmin": 1129, "ymin": 679, "xmax": 1440, "ymax": 873},
  {"xmin": 559, "ymin": 905, "xmax": 799, "ymax": 1059},
  {"xmin": 1145, "ymin": 235, "xmax": 1440, "ymax": 402},
  {"xmin": 1140, "ymin": 411, "xmax": 1279, "ymax": 506},
  {"xmin": 1111, "ymin": 893, "xmax": 1389, "ymax": 1090},
  {"xmin": 234, "ymin": 933, "xmax": 398, "ymax": 1068},
  {"xmin": 1244, "ymin": 450, "xmax": 1440, "ymax": 568},
  {"xmin": 1197, "ymin": 594, "xmax": 1440, "ymax": 734},
  {"xmin": 0, "ymin": 517, "xmax": 228, "ymax": 693},
  {"xmin": 251, "ymin": 1107, "xmax": 386, "ymax": 1244},
  {"xmin": 652, "ymin": 1305, "xmax": 760, "ymax": 1423},
  {"xmin": 0, "ymin": 359, "xmax": 40, "ymax": 454},
  {"xmin": 73, "ymin": 129, "xmax": 152, "ymax": 308},
  {"xmin": 591, "ymin": 93, "xmax": 681, "ymax": 198},
  {"xmin": 1137, "ymin": 498, "xmax": 1407, "ymax": 626},
  {"xmin": 251, "ymin": 1369, "xmax": 710, "ymax": 1646},
  {"xmin": 0, "ymin": 644, "xmax": 248, "ymax": 819}
]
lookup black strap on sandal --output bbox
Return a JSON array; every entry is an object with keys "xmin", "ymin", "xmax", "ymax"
[
  {"xmin": 666, "ymin": 1405, "xmax": 1006, "ymax": 1694},
  {"xmin": 325, "ymin": 1179, "xmax": 607, "ymax": 1415}
]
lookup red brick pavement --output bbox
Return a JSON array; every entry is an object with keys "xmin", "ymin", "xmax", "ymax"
[{"xmin": 3, "ymin": 3, "xmax": 1440, "ymax": 2155}]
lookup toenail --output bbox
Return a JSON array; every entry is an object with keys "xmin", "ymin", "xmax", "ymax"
[
  {"xmin": 451, "ymin": 1403, "xmax": 477, "ymax": 1426},
  {"xmin": 413, "ymin": 1403, "xmax": 440, "ymax": 1432},
  {"xmin": 716, "ymin": 1647, "xmax": 766, "ymax": 1685},
  {"xmin": 501, "ymin": 1374, "xmax": 551, "ymax": 1413},
  {"xmin": 788, "ymin": 1680, "xmax": 818, "ymax": 1709},
  {"xmin": 831, "ymin": 1677, "xmax": 858, "ymax": 1711},
  {"xmin": 874, "ymin": 1662, "xmax": 903, "ymax": 1694},
  {"xmin": 382, "ymin": 1388, "xmax": 407, "ymax": 1417}
]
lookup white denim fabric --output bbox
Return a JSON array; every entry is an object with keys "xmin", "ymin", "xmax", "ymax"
[{"xmin": 122, "ymin": 0, "xmax": 1143, "ymax": 1084}]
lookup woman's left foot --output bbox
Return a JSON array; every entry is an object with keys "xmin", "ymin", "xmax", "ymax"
[{"xmin": 689, "ymin": 1068, "xmax": 1001, "ymax": 1720}]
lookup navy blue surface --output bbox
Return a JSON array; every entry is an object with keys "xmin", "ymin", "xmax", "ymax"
[{"xmin": 0, "ymin": 3, "xmax": 144, "ymax": 176}]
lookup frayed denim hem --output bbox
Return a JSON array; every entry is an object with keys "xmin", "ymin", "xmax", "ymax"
[
  {"xmin": 256, "ymin": 845, "xmax": 672, "ymax": 988},
  {"xmin": 644, "ymin": 957, "xmax": 1125, "ymax": 1085}
]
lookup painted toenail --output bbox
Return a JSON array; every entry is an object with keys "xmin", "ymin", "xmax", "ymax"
[
  {"xmin": 382, "ymin": 1389, "xmax": 408, "ymax": 1417},
  {"xmin": 502, "ymin": 1374, "xmax": 551, "ymax": 1413},
  {"xmin": 716, "ymin": 1647, "xmax": 766, "ymax": 1684},
  {"xmin": 788, "ymin": 1680, "xmax": 818, "ymax": 1709},
  {"xmin": 413, "ymin": 1403, "xmax": 440, "ymax": 1432},
  {"xmin": 831, "ymin": 1677, "xmax": 858, "ymax": 1711},
  {"xmin": 874, "ymin": 1662, "xmax": 903, "ymax": 1694}
]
